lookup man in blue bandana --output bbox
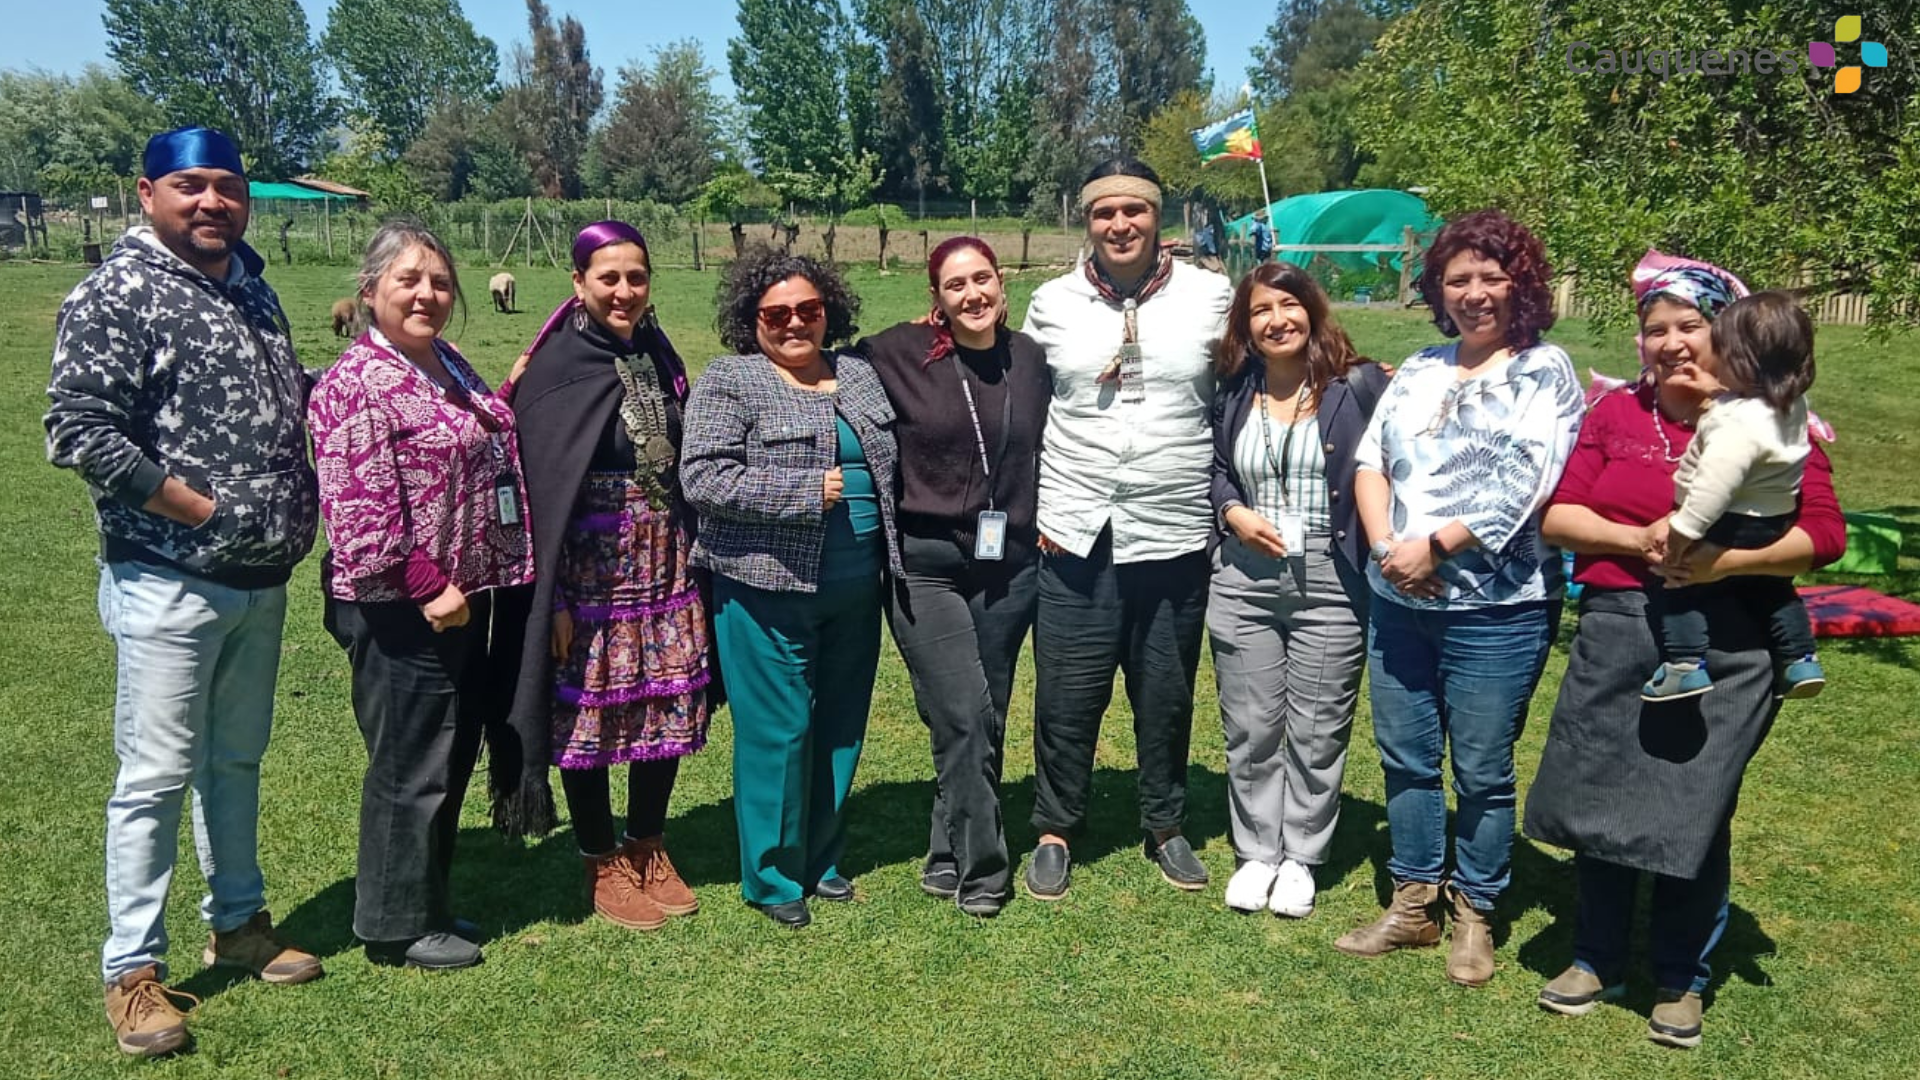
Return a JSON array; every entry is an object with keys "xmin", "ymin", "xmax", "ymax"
[{"xmin": 46, "ymin": 126, "xmax": 323, "ymax": 1057}]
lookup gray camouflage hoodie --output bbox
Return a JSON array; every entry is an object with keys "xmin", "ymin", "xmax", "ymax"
[{"xmin": 46, "ymin": 226, "xmax": 318, "ymax": 585}]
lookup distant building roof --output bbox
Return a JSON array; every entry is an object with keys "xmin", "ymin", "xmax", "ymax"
[{"xmin": 291, "ymin": 176, "xmax": 372, "ymax": 199}]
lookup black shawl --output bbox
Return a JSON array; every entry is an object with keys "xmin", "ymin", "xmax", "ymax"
[{"xmin": 486, "ymin": 305, "xmax": 692, "ymax": 839}]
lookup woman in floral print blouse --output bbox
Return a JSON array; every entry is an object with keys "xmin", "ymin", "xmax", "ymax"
[
  {"xmin": 1332, "ymin": 210, "xmax": 1584, "ymax": 988},
  {"xmin": 309, "ymin": 220, "xmax": 532, "ymax": 972}
]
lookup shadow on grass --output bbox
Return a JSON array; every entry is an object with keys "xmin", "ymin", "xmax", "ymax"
[{"xmin": 264, "ymin": 763, "xmax": 1235, "ymax": 958}]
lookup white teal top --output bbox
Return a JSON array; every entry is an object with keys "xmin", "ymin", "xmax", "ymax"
[
  {"xmin": 1355, "ymin": 341, "xmax": 1585, "ymax": 609},
  {"xmin": 1023, "ymin": 259, "xmax": 1232, "ymax": 563},
  {"xmin": 1232, "ymin": 413, "xmax": 1332, "ymax": 536}
]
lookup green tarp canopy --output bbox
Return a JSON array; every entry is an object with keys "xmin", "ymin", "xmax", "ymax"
[
  {"xmin": 1228, "ymin": 189, "xmax": 1440, "ymax": 272},
  {"xmin": 247, "ymin": 181, "xmax": 354, "ymax": 202}
]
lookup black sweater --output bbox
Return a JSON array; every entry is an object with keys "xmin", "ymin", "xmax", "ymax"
[{"xmin": 858, "ymin": 322, "xmax": 1050, "ymax": 566}]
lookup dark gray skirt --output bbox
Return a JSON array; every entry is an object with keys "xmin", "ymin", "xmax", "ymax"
[{"xmin": 1523, "ymin": 587, "xmax": 1781, "ymax": 879}]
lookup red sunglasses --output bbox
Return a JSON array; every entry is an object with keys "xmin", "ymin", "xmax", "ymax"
[{"xmin": 757, "ymin": 299, "xmax": 826, "ymax": 328}]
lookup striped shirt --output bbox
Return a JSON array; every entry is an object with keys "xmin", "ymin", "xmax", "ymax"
[{"xmin": 1232, "ymin": 411, "xmax": 1331, "ymax": 535}]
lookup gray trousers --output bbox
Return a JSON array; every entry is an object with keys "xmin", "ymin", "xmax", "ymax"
[{"xmin": 1206, "ymin": 535, "xmax": 1368, "ymax": 866}]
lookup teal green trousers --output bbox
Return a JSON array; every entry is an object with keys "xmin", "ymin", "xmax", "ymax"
[{"xmin": 714, "ymin": 574, "xmax": 882, "ymax": 905}]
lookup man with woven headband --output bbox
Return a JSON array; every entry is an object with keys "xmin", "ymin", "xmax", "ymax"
[
  {"xmin": 47, "ymin": 125, "xmax": 322, "ymax": 1057},
  {"xmin": 1019, "ymin": 157, "xmax": 1233, "ymax": 899}
]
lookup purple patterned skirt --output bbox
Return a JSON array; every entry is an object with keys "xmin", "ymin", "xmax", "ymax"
[{"xmin": 550, "ymin": 472, "xmax": 711, "ymax": 768}]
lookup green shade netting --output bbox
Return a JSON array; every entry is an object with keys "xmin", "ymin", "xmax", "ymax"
[{"xmin": 1227, "ymin": 189, "xmax": 1440, "ymax": 272}]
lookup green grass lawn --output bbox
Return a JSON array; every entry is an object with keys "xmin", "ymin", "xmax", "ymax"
[{"xmin": 2, "ymin": 257, "xmax": 1917, "ymax": 1079}]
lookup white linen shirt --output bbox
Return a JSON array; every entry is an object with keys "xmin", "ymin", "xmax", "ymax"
[
  {"xmin": 1022, "ymin": 260, "xmax": 1232, "ymax": 562},
  {"xmin": 1670, "ymin": 393, "xmax": 1809, "ymax": 540}
]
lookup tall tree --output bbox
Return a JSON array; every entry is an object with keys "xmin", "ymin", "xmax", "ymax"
[
  {"xmin": 511, "ymin": 0, "xmax": 602, "ymax": 198},
  {"xmin": 0, "ymin": 67, "xmax": 162, "ymax": 195},
  {"xmin": 1354, "ymin": 0, "xmax": 1920, "ymax": 326},
  {"xmin": 729, "ymin": 0, "xmax": 848, "ymax": 179},
  {"xmin": 322, "ymin": 0, "xmax": 499, "ymax": 154},
  {"xmin": 1109, "ymin": 0, "xmax": 1210, "ymax": 141},
  {"xmin": 594, "ymin": 40, "xmax": 724, "ymax": 204},
  {"xmin": 103, "ymin": 0, "xmax": 334, "ymax": 176},
  {"xmin": 405, "ymin": 97, "xmax": 537, "ymax": 201},
  {"xmin": 856, "ymin": 0, "xmax": 945, "ymax": 204},
  {"xmin": 924, "ymin": 0, "xmax": 1039, "ymax": 203}
]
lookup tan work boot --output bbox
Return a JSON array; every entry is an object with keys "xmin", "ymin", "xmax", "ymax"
[
  {"xmin": 203, "ymin": 910, "xmax": 324, "ymax": 985},
  {"xmin": 627, "ymin": 834, "xmax": 699, "ymax": 916},
  {"xmin": 104, "ymin": 964, "xmax": 197, "ymax": 1057},
  {"xmin": 1333, "ymin": 880, "xmax": 1442, "ymax": 956},
  {"xmin": 584, "ymin": 849, "xmax": 668, "ymax": 930},
  {"xmin": 1445, "ymin": 886, "xmax": 1496, "ymax": 987},
  {"xmin": 1648, "ymin": 989, "xmax": 1704, "ymax": 1049}
]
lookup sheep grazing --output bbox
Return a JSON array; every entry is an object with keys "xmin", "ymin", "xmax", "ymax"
[
  {"xmin": 489, "ymin": 272, "xmax": 516, "ymax": 314},
  {"xmin": 330, "ymin": 298, "xmax": 363, "ymax": 338}
]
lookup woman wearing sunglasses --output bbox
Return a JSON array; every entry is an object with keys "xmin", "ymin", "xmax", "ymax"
[
  {"xmin": 1335, "ymin": 209, "xmax": 1583, "ymax": 987},
  {"xmin": 681, "ymin": 247, "xmax": 902, "ymax": 929}
]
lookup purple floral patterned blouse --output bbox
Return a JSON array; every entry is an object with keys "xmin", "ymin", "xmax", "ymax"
[{"xmin": 310, "ymin": 330, "xmax": 534, "ymax": 602}]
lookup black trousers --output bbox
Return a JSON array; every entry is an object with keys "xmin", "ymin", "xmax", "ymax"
[
  {"xmin": 887, "ymin": 535, "xmax": 1038, "ymax": 903},
  {"xmin": 559, "ymin": 758, "xmax": 681, "ymax": 856},
  {"xmin": 1030, "ymin": 530, "xmax": 1210, "ymax": 838},
  {"xmin": 1657, "ymin": 511, "xmax": 1814, "ymax": 664},
  {"xmin": 325, "ymin": 592, "xmax": 493, "ymax": 943}
]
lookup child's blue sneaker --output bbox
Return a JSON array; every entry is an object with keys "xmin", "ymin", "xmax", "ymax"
[
  {"xmin": 1642, "ymin": 661, "xmax": 1713, "ymax": 702},
  {"xmin": 1778, "ymin": 656, "xmax": 1826, "ymax": 700}
]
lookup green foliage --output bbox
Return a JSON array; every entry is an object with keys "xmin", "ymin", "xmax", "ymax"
[
  {"xmin": 405, "ymin": 98, "xmax": 537, "ymax": 202},
  {"xmin": 0, "ymin": 67, "xmax": 160, "ymax": 197},
  {"xmin": 511, "ymin": 0, "xmax": 603, "ymax": 199},
  {"xmin": 729, "ymin": 0, "xmax": 849, "ymax": 180},
  {"xmin": 322, "ymin": 0, "xmax": 499, "ymax": 154},
  {"xmin": 593, "ymin": 41, "xmax": 725, "ymax": 204},
  {"xmin": 1352, "ymin": 0, "xmax": 1920, "ymax": 327},
  {"xmin": 312, "ymin": 118, "xmax": 432, "ymax": 215},
  {"xmin": 102, "ymin": 0, "xmax": 334, "ymax": 177}
]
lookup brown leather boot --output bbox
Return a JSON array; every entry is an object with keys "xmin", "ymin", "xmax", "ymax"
[
  {"xmin": 1333, "ymin": 880, "xmax": 1442, "ymax": 957},
  {"xmin": 1446, "ymin": 885, "xmax": 1496, "ymax": 987},
  {"xmin": 104, "ymin": 964, "xmax": 197, "ymax": 1057},
  {"xmin": 583, "ymin": 850, "xmax": 667, "ymax": 930},
  {"xmin": 626, "ymin": 834, "xmax": 699, "ymax": 916}
]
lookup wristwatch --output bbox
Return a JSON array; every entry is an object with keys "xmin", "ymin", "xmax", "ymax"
[
  {"xmin": 1370, "ymin": 539, "xmax": 1393, "ymax": 565},
  {"xmin": 1428, "ymin": 533, "xmax": 1450, "ymax": 562}
]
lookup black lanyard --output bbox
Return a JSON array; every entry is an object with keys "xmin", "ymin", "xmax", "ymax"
[
  {"xmin": 1255, "ymin": 372, "xmax": 1310, "ymax": 507},
  {"xmin": 954, "ymin": 352, "xmax": 1013, "ymax": 511}
]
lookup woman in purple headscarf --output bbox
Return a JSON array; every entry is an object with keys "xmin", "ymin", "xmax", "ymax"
[{"xmin": 501, "ymin": 222, "xmax": 715, "ymax": 931}]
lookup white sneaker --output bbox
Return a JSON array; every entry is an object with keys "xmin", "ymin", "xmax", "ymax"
[
  {"xmin": 1224, "ymin": 860, "xmax": 1280, "ymax": 912},
  {"xmin": 1268, "ymin": 858, "xmax": 1315, "ymax": 918}
]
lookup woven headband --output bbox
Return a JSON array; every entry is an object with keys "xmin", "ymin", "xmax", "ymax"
[{"xmin": 1079, "ymin": 176, "xmax": 1162, "ymax": 212}]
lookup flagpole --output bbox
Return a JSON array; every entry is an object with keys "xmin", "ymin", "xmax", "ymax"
[{"xmin": 1256, "ymin": 155, "xmax": 1273, "ymax": 220}]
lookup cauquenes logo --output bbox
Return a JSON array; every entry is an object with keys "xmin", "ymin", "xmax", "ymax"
[
  {"xmin": 1808, "ymin": 16, "xmax": 1888, "ymax": 94},
  {"xmin": 1564, "ymin": 14, "xmax": 1889, "ymax": 93}
]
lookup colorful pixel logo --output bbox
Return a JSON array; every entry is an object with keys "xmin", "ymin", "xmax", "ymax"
[{"xmin": 1808, "ymin": 16, "xmax": 1887, "ymax": 93}]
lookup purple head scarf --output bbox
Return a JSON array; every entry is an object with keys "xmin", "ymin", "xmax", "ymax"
[{"xmin": 524, "ymin": 220, "xmax": 687, "ymax": 399}]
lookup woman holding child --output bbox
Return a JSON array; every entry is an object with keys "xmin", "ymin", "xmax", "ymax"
[{"xmin": 1523, "ymin": 253, "xmax": 1845, "ymax": 1049}]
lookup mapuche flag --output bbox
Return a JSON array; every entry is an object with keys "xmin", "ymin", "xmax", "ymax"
[{"xmin": 1190, "ymin": 109, "xmax": 1262, "ymax": 163}]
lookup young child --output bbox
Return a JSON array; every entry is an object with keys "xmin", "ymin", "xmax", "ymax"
[{"xmin": 1644, "ymin": 291, "xmax": 1824, "ymax": 702}]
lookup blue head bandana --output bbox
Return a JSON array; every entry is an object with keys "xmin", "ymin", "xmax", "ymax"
[{"xmin": 142, "ymin": 127, "xmax": 246, "ymax": 181}]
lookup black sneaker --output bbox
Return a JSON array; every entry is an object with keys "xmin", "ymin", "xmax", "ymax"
[
  {"xmin": 1024, "ymin": 841, "xmax": 1071, "ymax": 900},
  {"xmin": 367, "ymin": 932, "xmax": 482, "ymax": 971},
  {"xmin": 957, "ymin": 892, "xmax": 1007, "ymax": 918},
  {"xmin": 1146, "ymin": 834, "xmax": 1209, "ymax": 891}
]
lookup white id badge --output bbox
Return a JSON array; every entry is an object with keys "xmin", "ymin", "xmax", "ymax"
[
  {"xmin": 975, "ymin": 510, "xmax": 1008, "ymax": 561},
  {"xmin": 494, "ymin": 474, "xmax": 523, "ymax": 527},
  {"xmin": 1278, "ymin": 511, "xmax": 1305, "ymax": 556}
]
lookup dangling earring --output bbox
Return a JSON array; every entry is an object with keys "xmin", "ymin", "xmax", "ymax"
[
  {"xmin": 931, "ymin": 307, "xmax": 950, "ymax": 327},
  {"xmin": 643, "ymin": 303, "xmax": 659, "ymax": 329}
]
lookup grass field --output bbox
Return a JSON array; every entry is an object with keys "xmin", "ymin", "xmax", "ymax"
[{"xmin": 2, "ymin": 256, "xmax": 1917, "ymax": 1079}]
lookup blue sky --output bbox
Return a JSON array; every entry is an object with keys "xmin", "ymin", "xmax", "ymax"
[{"xmin": 0, "ymin": 0, "xmax": 1265, "ymax": 98}]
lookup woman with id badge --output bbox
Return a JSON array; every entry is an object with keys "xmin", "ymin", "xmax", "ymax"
[
  {"xmin": 1206, "ymin": 263, "xmax": 1387, "ymax": 919},
  {"xmin": 310, "ymin": 220, "xmax": 532, "ymax": 970},
  {"xmin": 859, "ymin": 237, "xmax": 1049, "ymax": 917}
]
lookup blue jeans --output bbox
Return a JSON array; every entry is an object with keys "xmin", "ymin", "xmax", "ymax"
[
  {"xmin": 98, "ymin": 561, "xmax": 287, "ymax": 982},
  {"xmin": 1367, "ymin": 598, "xmax": 1553, "ymax": 909},
  {"xmin": 1574, "ymin": 842, "xmax": 1731, "ymax": 996}
]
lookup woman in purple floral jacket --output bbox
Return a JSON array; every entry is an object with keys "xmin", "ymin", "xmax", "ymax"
[{"xmin": 310, "ymin": 220, "xmax": 533, "ymax": 971}]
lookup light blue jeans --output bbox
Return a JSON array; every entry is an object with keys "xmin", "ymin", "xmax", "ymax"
[
  {"xmin": 98, "ymin": 561, "xmax": 286, "ymax": 983},
  {"xmin": 1367, "ymin": 598, "xmax": 1554, "ymax": 910}
]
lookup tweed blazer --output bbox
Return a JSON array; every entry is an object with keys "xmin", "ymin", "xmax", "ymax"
[
  {"xmin": 682, "ymin": 350, "xmax": 904, "ymax": 592},
  {"xmin": 1209, "ymin": 359, "xmax": 1387, "ymax": 572}
]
